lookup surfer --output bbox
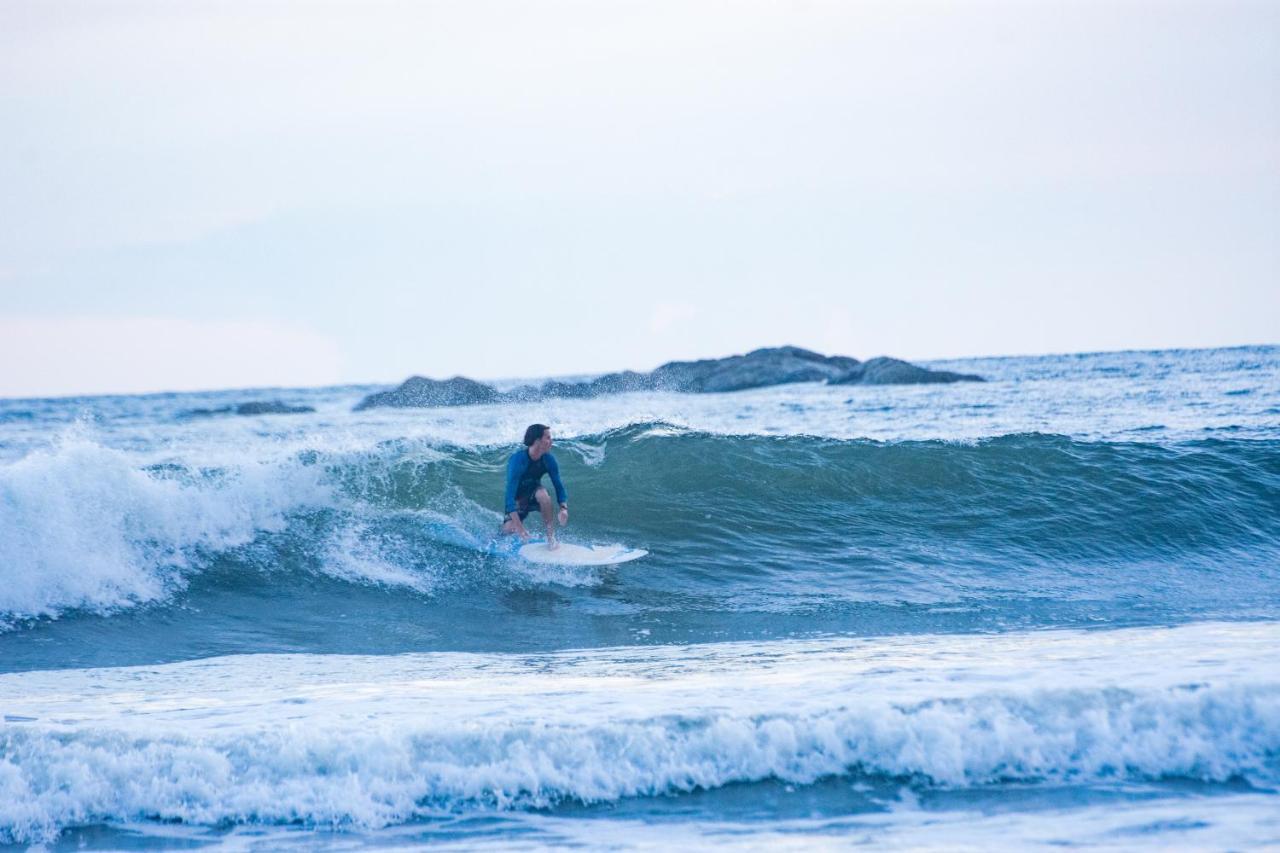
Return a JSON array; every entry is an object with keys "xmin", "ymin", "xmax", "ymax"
[{"xmin": 501, "ymin": 423, "xmax": 569, "ymax": 549}]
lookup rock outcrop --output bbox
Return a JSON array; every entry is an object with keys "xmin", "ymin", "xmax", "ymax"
[
  {"xmin": 353, "ymin": 346, "xmax": 983, "ymax": 410},
  {"xmin": 647, "ymin": 346, "xmax": 863, "ymax": 393},
  {"xmin": 181, "ymin": 400, "xmax": 316, "ymax": 418},
  {"xmin": 504, "ymin": 347, "xmax": 870, "ymax": 398},
  {"xmin": 831, "ymin": 357, "xmax": 983, "ymax": 385},
  {"xmin": 233, "ymin": 401, "xmax": 316, "ymax": 415},
  {"xmin": 353, "ymin": 376, "xmax": 503, "ymax": 411}
]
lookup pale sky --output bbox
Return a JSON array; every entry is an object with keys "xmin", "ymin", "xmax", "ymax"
[{"xmin": 2, "ymin": 0, "xmax": 1277, "ymax": 398}]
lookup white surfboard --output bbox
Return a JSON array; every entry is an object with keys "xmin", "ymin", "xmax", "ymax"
[{"xmin": 518, "ymin": 541, "xmax": 648, "ymax": 566}]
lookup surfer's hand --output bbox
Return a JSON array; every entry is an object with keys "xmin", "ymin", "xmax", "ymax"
[{"xmin": 557, "ymin": 508, "xmax": 568, "ymax": 526}]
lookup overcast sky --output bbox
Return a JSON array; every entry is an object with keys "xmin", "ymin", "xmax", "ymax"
[{"xmin": 2, "ymin": 0, "xmax": 1277, "ymax": 397}]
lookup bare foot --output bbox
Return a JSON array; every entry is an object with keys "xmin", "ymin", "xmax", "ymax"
[{"xmin": 547, "ymin": 536, "xmax": 560, "ymax": 551}]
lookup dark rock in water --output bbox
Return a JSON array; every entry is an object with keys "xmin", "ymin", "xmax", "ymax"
[
  {"xmin": 234, "ymin": 400, "xmax": 316, "ymax": 415},
  {"xmin": 505, "ymin": 347, "xmax": 864, "ymax": 399},
  {"xmin": 526, "ymin": 379, "xmax": 609, "ymax": 399},
  {"xmin": 353, "ymin": 376, "xmax": 502, "ymax": 411},
  {"xmin": 832, "ymin": 357, "xmax": 984, "ymax": 386},
  {"xmin": 647, "ymin": 346, "xmax": 863, "ymax": 393},
  {"xmin": 583, "ymin": 370, "xmax": 661, "ymax": 396},
  {"xmin": 504, "ymin": 371, "xmax": 660, "ymax": 401},
  {"xmin": 179, "ymin": 405, "xmax": 234, "ymax": 418},
  {"xmin": 181, "ymin": 400, "xmax": 316, "ymax": 418},
  {"xmin": 353, "ymin": 346, "xmax": 983, "ymax": 410}
]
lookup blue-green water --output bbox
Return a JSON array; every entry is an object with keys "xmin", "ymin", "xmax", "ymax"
[{"xmin": 1, "ymin": 346, "xmax": 1278, "ymax": 849}]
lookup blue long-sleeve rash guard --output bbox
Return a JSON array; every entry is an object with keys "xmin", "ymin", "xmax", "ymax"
[{"xmin": 504, "ymin": 450, "xmax": 567, "ymax": 514}]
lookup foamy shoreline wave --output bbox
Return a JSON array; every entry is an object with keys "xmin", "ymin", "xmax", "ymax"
[{"xmin": 2, "ymin": 623, "xmax": 1277, "ymax": 844}]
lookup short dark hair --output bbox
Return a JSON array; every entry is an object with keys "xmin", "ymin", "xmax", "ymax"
[{"xmin": 524, "ymin": 423, "xmax": 549, "ymax": 446}]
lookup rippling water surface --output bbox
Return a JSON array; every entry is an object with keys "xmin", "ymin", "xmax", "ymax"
[{"xmin": 1, "ymin": 346, "xmax": 1277, "ymax": 849}]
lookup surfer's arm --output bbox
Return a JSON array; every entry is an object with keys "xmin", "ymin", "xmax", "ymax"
[
  {"xmin": 545, "ymin": 454, "xmax": 568, "ymax": 506},
  {"xmin": 504, "ymin": 454, "xmax": 525, "ymax": 514}
]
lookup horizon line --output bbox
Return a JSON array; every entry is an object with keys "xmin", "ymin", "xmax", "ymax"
[{"xmin": 1, "ymin": 341, "xmax": 1275, "ymax": 405}]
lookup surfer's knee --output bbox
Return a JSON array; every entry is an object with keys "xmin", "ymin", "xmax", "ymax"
[{"xmin": 534, "ymin": 488, "xmax": 551, "ymax": 507}]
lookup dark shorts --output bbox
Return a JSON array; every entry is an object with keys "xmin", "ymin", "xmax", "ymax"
[{"xmin": 514, "ymin": 487, "xmax": 547, "ymax": 520}]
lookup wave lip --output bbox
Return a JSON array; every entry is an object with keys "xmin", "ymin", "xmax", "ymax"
[
  {"xmin": 0, "ymin": 435, "xmax": 332, "ymax": 625},
  {"xmin": 1, "ymin": 622, "xmax": 1277, "ymax": 844}
]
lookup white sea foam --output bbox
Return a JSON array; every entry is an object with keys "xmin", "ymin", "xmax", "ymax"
[
  {"xmin": 1, "ymin": 622, "xmax": 1276, "ymax": 844},
  {"xmin": 0, "ymin": 433, "xmax": 331, "ymax": 624},
  {"xmin": 320, "ymin": 522, "xmax": 441, "ymax": 594}
]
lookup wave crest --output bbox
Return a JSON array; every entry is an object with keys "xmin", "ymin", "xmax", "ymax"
[
  {"xmin": 0, "ymin": 436, "xmax": 331, "ymax": 625},
  {"xmin": 3, "ymin": 426, "xmax": 1278, "ymax": 625}
]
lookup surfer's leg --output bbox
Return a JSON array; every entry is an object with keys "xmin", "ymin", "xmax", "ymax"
[
  {"xmin": 501, "ymin": 495, "xmax": 533, "ymax": 539},
  {"xmin": 534, "ymin": 487, "xmax": 558, "ymax": 548}
]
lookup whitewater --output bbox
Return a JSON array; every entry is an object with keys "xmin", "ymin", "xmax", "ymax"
[{"xmin": 1, "ymin": 345, "xmax": 1278, "ymax": 849}]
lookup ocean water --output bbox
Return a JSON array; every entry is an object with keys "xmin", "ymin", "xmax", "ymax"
[{"xmin": 1, "ymin": 345, "xmax": 1277, "ymax": 850}]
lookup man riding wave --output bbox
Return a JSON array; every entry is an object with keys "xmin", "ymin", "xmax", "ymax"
[{"xmin": 502, "ymin": 423, "xmax": 569, "ymax": 549}]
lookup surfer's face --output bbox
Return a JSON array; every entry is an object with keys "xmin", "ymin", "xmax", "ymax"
[{"xmin": 535, "ymin": 431, "xmax": 553, "ymax": 453}]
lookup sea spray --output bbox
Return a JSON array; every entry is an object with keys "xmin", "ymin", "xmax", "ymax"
[{"xmin": 0, "ymin": 432, "xmax": 331, "ymax": 624}]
